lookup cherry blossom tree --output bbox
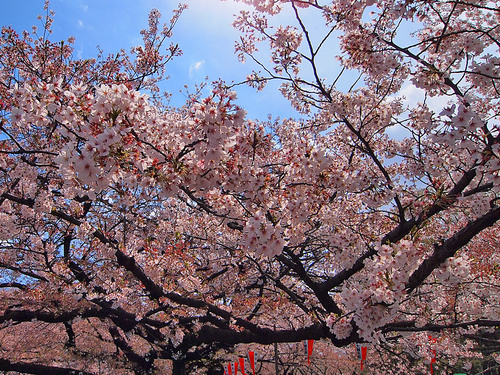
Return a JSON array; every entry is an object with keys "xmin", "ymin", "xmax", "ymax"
[{"xmin": 0, "ymin": 0, "xmax": 499, "ymax": 374}]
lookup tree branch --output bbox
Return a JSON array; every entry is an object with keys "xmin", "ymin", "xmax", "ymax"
[
  {"xmin": 406, "ymin": 205, "xmax": 500, "ymax": 293},
  {"xmin": 0, "ymin": 358, "xmax": 94, "ymax": 375}
]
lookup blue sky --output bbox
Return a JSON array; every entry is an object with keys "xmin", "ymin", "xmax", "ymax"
[
  {"xmin": 0, "ymin": 0, "xmax": 297, "ymax": 120},
  {"xmin": 0, "ymin": 0, "xmax": 445, "ymax": 126}
]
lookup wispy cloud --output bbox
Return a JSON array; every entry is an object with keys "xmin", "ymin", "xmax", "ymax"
[
  {"xmin": 75, "ymin": 45, "xmax": 84, "ymax": 60},
  {"xmin": 399, "ymin": 83, "xmax": 450, "ymax": 113},
  {"xmin": 189, "ymin": 60, "xmax": 205, "ymax": 77}
]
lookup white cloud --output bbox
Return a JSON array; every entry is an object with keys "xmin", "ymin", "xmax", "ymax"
[
  {"xmin": 78, "ymin": 19, "xmax": 84, "ymax": 28},
  {"xmin": 76, "ymin": 45, "xmax": 83, "ymax": 59},
  {"xmin": 189, "ymin": 60, "xmax": 205, "ymax": 77},
  {"xmin": 399, "ymin": 83, "xmax": 451, "ymax": 113}
]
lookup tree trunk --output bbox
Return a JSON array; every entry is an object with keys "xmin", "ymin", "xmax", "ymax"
[
  {"xmin": 274, "ymin": 341, "xmax": 279, "ymax": 375},
  {"xmin": 172, "ymin": 359, "xmax": 186, "ymax": 375}
]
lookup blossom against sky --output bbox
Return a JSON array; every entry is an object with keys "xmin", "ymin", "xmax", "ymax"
[
  {"xmin": 0, "ymin": 0, "xmax": 295, "ymax": 119},
  {"xmin": 0, "ymin": 0, "xmax": 444, "ymax": 123}
]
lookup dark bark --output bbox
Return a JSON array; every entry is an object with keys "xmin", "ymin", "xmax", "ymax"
[
  {"xmin": 109, "ymin": 326, "xmax": 154, "ymax": 373},
  {"xmin": 172, "ymin": 359, "xmax": 186, "ymax": 375},
  {"xmin": 186, "ymin": 322, "xmax": 342, "ymax": 346},
  {"xmin": 64, "ymin": 321, "xmax": 76, "ymax": 348},
  {"xmin": 0, "ymin": 282, "xmax": 27, "ymax": 289},
  {"xmin": 0, "ymin": 358, "xmax": 93, "ymax": 375},
  {"xmin": 406, "ymin": 205, "xmax": 500, "ymax": 293},
  {"xmin": 320, "ymin": 165, "xmax": 488, "ymax": 294},
  {"xmin": 381, "ymin": 319, "xmax": 500, "ymax": 333},
  {"xmin": 277, "ymin": 248, "xmax": 342, "ymax": 315}
]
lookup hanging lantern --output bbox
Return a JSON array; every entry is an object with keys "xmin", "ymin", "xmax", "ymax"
[
  {"xmin": 307, "ymin": 339, "xmax": 314, "ymax": 365},
  {"xmin": 239, "ymin": 358, "xmax": 246, "ymax": 375},
  {"xmin": 361, "ymin": 346, "xmax": 367, "ymax": 370},
  {"xmin": 355, "ymin": 343, "xmax": 367, "ymax": 370},
  {"xmin": 429, "ymin": 335, "xmax": 437, "ymax": 374},
  {"xmin": 430, "ymin": 349, "xmax": 436, "ymax": 375},
  {"xmin": 248, "ymin": 351, "xmax": 256, "ymax": 375}
]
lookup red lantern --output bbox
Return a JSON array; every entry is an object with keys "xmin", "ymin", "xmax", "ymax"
[
  {"xmin": 428, "ymin": 335, "xmax": 437, "ymax": 374},
  {"xmin": 248, "ymin": 351, "xmax": 256, "ymax": 375},
  {"xmin": 239, "ymin": 358, "xmax": 246, "ymax": 375},
  {"xmin": 360, "ymin": 346, "xmax": 367, "ymax": 370},
  {"xmin": 307, "ymin": 339, "xmax": 314, "ymax": 365}
]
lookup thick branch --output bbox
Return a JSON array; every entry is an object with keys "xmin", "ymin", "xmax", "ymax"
[
  {"xmin": 189, "ymin": 322, "xmax": 341, "ymax": 346},
  {"xmin": 0, "ymin": 282, "xmax": 27, "ymax": 290},
  {"xmin": 406, "ymin": 205, "xmax": 500, "ymax": 293},
  {"xmin": 0, "ymin": 358, "xmax": 93, "ymax": 375},
  {"xmin": 0, "ymin": 261, "xmax": 48, "ymax": 282},
  {"xmin": 114, "ymin": 248, "xmax": 266, "ymax": 335},
  {"xmin": 381, "ymin": 319, "xmax": 500, "ymax": 333},
  {"xmin": 0, "ymin": 307, "xmax": 101, "ymax": 324},
  {"xmin": 277, "ymin": 249, "xmax": 342, "ymax": 315},
  {"xmin": 321, "ymin": 164, "xmax": 481, "ymax": 292},
  {"xmin": 109, "ymin": 326, "xmax": 154, "ymax": 372}
]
